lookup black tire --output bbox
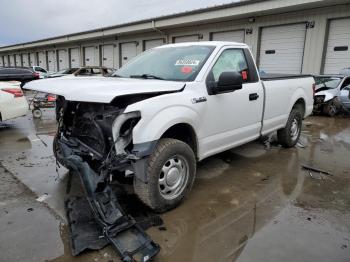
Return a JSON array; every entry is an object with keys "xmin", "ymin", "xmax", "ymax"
[
  {"xmin": 134, "ymin": 138, "xmax": 196, "ymax": 213},
  {"xmin": 277, "ymin": 106, "xmax": 303, "ymax": 148},
  {"xmin": 323, "ymin": 101, "xmax": 338, "ymax": 117},
  {"xmin": 32, "ymin": 109, "xmax": 42, "ymax": 118}
]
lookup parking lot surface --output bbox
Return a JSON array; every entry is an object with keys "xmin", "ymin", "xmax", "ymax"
[{"xmin": 0, "ymin": 110, "xmax": 349, "ymax": 262}]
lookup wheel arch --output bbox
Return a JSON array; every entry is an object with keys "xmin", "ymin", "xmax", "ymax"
[{"xmin": 160, "ymin": 123, "xmax": 198, "ymax": 159}]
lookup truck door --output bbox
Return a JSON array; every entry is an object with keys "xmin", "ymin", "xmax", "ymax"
[{"xmin": 199, "ymin": 48, "xmax": 264, "ymax": 158}]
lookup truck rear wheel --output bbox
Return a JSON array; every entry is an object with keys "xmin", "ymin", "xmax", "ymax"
[
  {"xmin": 134, "ymin": 138, "xmax": 196, "ymax": 213},
  {"xmin": 277, "ymin": 106, "xmax": 303, "ymax": 148}
]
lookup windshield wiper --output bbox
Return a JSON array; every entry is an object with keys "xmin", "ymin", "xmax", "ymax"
[{"xmin": 130, "ymin": 74, "xmax": 164, "ymax": 80}]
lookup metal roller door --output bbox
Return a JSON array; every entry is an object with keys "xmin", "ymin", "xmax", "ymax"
[
  {"xmin": 29, "ymin": 53, "xmax": 36, "ymax": 66},
  {"xmin": 70, "ymin": 48, "xmax": 80, "ymax": 68},
  {"xmin": 9, "ymin": 55, "xmax": 15, "ymax": 67},
  {"xmin": 84, "ymin": 46, "xmax": 95, "ymax": 66},
  {"xmin": 0, "ymin": 56, "xmax": 3, "ymax": 67},
  {"xmin": 120, "ymin": 42, "xmax": 137, "ymax": 67},
  {"xmin": 47, "ymin": 50, "xmax": 56, "ymax": 72},
  {"xmin": 101, "ymin": 45, "xmax": 114, "ymax": 68},
  {"xmin": 259, "ymin": 23, "xmax": 306, "ymax": 74},
  {"xmin": 37, "ymin": 51, "xmax": 47, "ymax": 69},
  {"xmin": 22, "ymin": 54, "xmax": 29, "ymax": 67},
  {"xmin": 15, "ymin": 54, "xmax": 21, "ymax": 67},
  {"xmin": 211, "ymin": 30, "xmax": 245, "ymax": 43},
  {"xmin": 144, "ymin": 39, "xmax": 165, "ymax": 50},
  {"xmin": 323, "ymin": 18, "xmax": 350, "ymax": 74},
  {"xmin": 173, "ymin": 35, "xmax": 199, "ymax": 43},
  {"xmin": 4, "ymin": 56, "xmax": 9, "ymax": 67},
  {"xmin": 58, "ymin": 49, "xmax": 68, "ymax": 70}
]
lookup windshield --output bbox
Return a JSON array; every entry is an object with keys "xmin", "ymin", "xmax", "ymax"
[
  {"xmin": 114, "ymin": 45, "xmax": 216, "ymax": 81},
  {"xmin": 315, "ymin": 77, "xmax": 342, "ymax": 90}
]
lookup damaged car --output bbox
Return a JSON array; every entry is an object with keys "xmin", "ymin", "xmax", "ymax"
[{"xmin": 313, "ymin": 75, "xmax": 350, "ymax": 116}]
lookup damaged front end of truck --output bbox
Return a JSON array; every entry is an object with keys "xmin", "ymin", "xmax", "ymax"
[{"xmin": 54, "ymin": 95, "xmax": 160, "ymax": 261}]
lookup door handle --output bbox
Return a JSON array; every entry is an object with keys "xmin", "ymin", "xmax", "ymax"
[{"xmin": 249, "ymin": 93, "xmax": 259, "ymax": 101}]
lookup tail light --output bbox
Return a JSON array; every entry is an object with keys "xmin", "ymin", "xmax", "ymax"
[
  {"xmin": 33, "ymin": 72, "xmax": 40, "ymax": 79},
  {"xmin": 47, "ymin": 94, "xmax": 56, "ymax": 102},
  {"xmin": 312, "ymin": 83, "xmax": 316, "ymax": 96},
  {"xmin": 2, "ymin": 88, "xmax": 24, "ymax": 98}
]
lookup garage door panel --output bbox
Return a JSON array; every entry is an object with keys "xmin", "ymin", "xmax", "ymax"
[
  {"xmin": 15, "ymin": 55, "xmax": 21, "ymax": 66},
  {"xmin": 144, "ymin": 39, "xmax": 164, "ymax": 50},
  {"xmin": 173, "ymin": 35, "xmax": 199, "ymax": 43},
  {"xmin": 84, "ymin": 46, "xmax": 95, "ymax": 66},
  {"xmin": 29, "ymin": 53, "xmax": 36, "ymax": 66},
  {"xmin": 70, "ymin": 48, "xmax": 80, "ymax": 68},
  {"xmin": 259, "ymin": 23, "xmax": 306, "ymax": 74},
  {"xmin": 324, "ymin": 18, "xmax": 350, "ymax": 74},
  {"xmin": 9, "ymin": 55, "xmax": 15, "ymax": 66},
  {"xmin": 22, "ymin": 54, "xmax": 29, "ymax": 67},
  {"xmin": 47, "ymin": 51, "xmax": 57, "ymax": 72},
  {"xmin": 101, "ymin": 45, "xmax": 114, "ymax": 68},
  {"xmin": 38, "ymin": 52, "xmax": 47, "ymax": 69},
  {"xmin": 211, "ymin": 30, "xmax": 245, "ymax": 42},
  {"xmin": 0, "ymin": 57, "xmax": 3, "ymax": 67},
  {"xmin": 120, "ymin": 42, "xmax": 137, "ymax": 67},
  {"xmin": 57, "ymin": 50, "xmax": 68, "ymax": 70}
]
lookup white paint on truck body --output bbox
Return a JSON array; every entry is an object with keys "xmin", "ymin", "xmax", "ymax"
[{"xmin": 25, "ymin": 42, "xmax": 314, "ymax": 161}]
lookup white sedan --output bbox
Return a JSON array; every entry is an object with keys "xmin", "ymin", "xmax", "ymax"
[{"xmin": 0, "ymin": 81, "xmax": 28, "ymax": 121}]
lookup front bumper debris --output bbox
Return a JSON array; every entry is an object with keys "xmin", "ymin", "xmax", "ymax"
[{"xmin": 59, "ymin": 140, "xmax": 160, "ymax": 262}]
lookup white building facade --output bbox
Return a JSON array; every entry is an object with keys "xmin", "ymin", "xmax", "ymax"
[{"xmin": 0, "ymin": 0, "xmax": 349, "ymax": 74}]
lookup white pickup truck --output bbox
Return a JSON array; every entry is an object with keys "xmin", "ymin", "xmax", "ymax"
[{"xmin": 26, "ymin": 42, "xmax": 314, "ymax": 212}]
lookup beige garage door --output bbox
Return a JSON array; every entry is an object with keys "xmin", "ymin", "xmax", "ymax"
[
  {"xmin": 3, "ymin": 56, "xmax": 9, "ymax": 67},
  {"xmin": 144, "ymin": 39, "xmax": 165, "ymax": 50},
  {"xmin": 70, "ymin": 48, "xmax": 80, "ymax": 68},
  {"xmin": 22, "ymin": 54, "xmax": 29, "ymax": 67},
  {"xmin": 211, "ymin": 30, "xmax": 245, "ymax": 43},
  {"xmin": 9, "ymin": 55, "xmax": 15, "ymax": 67},
  {"xmin": 173, "ymin": 35, "xmax": 199, "ymax": 43},
  {"xmin": 101, "ymin": 45, "xmax": 115, "ymax": 68},
  {"xmin": 259, "ymin": 23, "xmax": 306, "ymax": 74},
  {"xmin": 37, "ymin": 51, "xmax": 47, "ymax": 69},
  {"xmin": 84, "ymin": 46, "xmax": 96, "ymax": 66},
  {"xmin": 323, "ymin": 18, "xmax": 350, "ymax": 74},
  {"xmin": 47, "ymin": 50, "xmax": 57, "ymax": 72},
  {"xmin": 120, "ymin": 42, "xmax": 138, "ymax": 67},
  {"xmin": 29, "ymin": 53, "xmax": 36, "ymax": 66},
  {"xmin": 58, "ymin": 49, "xmax": 68, "ymax": 70}
]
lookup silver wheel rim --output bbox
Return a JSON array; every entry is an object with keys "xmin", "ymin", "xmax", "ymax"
[
  {"xmin": 159, "ymin": 155, "xmax": 189, "ymax": 200},
  {"xmin": 290, "ymin": 118, "xmax": 300, "ymax": 141}
]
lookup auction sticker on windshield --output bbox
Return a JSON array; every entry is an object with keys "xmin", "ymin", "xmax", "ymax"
[{"xmin": 175, "ymin": 59, "xmax": 200, "ymax": 66}]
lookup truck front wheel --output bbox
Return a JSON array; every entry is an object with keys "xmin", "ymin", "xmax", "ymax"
[
  {"xmin": 134, "ymin": 138, "xmax": 196, "ymax": 213},
  {"xmin": 277, "ymin": 106, "xmax": 303, "ymax": 148}
]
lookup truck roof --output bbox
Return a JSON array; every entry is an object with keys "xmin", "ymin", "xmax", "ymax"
[{"xmin": 156, "ymin": 41, "xmax": 248, "ymax": 49}]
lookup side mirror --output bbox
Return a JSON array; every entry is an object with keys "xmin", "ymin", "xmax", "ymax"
[{"xmin": 214, "ymin": 71, "xmax": 243, "ymax": 94}]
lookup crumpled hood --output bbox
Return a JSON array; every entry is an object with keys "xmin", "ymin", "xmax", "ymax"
[{"xmin": 24, "ymin": 77, "xmax": 185, "ymax": 103}]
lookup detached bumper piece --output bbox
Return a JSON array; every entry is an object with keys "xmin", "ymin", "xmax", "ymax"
[{"xmin": 60, "ymin": 142, "xmax": 160, "ymax": 262}]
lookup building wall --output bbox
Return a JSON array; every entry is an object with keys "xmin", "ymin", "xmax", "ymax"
[{"xmin": 1, "ymin": 3, "xmax": 349, "ymax": 74}]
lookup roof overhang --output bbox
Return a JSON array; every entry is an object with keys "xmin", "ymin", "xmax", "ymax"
[{"xmin": 0, "ymin": 0, "xmax": 348, "ymax": 52}]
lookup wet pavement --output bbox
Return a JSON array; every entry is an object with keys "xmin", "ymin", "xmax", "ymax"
[{"xmin": 0, "ymin": 109, "xmax": 350, "ymax": 262}]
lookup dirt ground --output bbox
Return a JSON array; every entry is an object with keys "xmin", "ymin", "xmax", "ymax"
[{"xmin": 0, "ymin": 109, "xmax": 349, "ymax": 262}]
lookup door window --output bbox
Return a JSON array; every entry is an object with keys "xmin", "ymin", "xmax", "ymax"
[{"xmin": 210, "ymin": 49, "xmax": 249, "ymax": 83}]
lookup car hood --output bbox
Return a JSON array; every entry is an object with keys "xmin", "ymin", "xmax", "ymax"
[{"xmin": 24, "ymin": 77, "xmax": 185, "ymax": 103}]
